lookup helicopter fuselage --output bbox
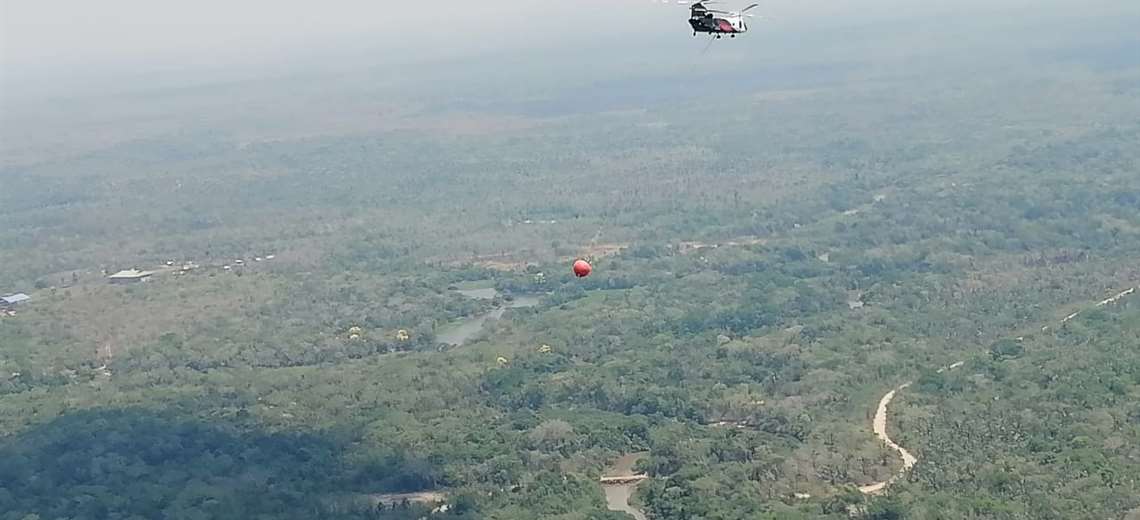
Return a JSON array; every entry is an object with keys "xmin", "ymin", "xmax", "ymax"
[
  {"xmin": 687, "ymin": 2, "xmax": 754, "ymax": 37},
  {"xmin": 689, "ymin": 15, "xmax": 744, "ymax": 34},
  {"xmin": 689, "ymin": 7, "xmax": 746, "ymax": 35}
]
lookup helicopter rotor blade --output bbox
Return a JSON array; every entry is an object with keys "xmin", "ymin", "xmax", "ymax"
[{"xmin": 741, "ymin": 3, "xmax": 759, "ymax": 12}]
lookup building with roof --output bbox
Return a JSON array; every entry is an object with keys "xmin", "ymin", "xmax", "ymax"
[
  {"xmin": 108, "ymin": 269, "xmax": 154, "ymax": 284},
  {"xmin": 0, "ymin": 294, "xmax": 30, "ymax": 307}
]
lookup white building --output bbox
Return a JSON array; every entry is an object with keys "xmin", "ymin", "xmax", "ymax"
[
  {"xmin": 1, "ymin": 294, "xmax": 30, "ymax": 307},
  {"xmin": 108, "ymin": 269, "xmax": 154, "ymax": 284}
]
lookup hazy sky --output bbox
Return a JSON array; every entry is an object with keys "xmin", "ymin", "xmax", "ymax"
[
  {"xmin": 4, "ymin": 0, "xmax": 642, "ymax": 70},
  {"xmin": 6, "ymin": 0, "xmax": 1130, "ymax": 66},
  {"xmin": 3, "ymin": 0, "xmax": 1138, "ymax": 91}
]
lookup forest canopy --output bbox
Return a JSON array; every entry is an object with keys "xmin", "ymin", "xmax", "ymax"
[{"xmin": 2, "ymin": 9, "xmax": 1140, "ymax": 520}]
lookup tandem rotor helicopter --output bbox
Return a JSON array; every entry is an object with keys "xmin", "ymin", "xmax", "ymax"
[{"xmin": 671, "ymin": 0, "xmax": 763, "ymax": 40}]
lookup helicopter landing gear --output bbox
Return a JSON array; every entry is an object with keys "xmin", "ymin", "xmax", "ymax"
[{"xmin": 716, "ymin": 34, "xmax": 722, "ymax": 39}]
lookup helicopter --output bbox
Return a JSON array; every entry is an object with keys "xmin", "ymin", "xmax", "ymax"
[{"xmin": 684, "ymin": 1, "xmax": 759, "ymax": 39}]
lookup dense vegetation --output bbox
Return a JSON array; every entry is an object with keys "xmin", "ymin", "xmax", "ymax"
[
  {"xmin": 2, "ymin": 12, "xmax": 1140, "ymax": 520},
  {"xmin": 887, "ymin": 304, "xmax": 1140, "ymax": 520}
]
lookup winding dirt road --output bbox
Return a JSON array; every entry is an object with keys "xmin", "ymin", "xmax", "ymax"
[
  {"xmin": 859, "ymin": 383, "xmax": 918, "ymax": 495},
  {"xmin": 859, "ymin": 286, "xmax": 1137, "ymax": 495},
  {"xmin": 859, "ymin": 360, "xmax": 965, "ymax": 495},
  {"xmin": 860, "ymin": 361, "xmax": 965, "ymax": 494}
]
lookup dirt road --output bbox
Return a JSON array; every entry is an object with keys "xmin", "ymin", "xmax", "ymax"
[
  {"xmin": 858, "ymin": 285, "xmax": 1136, "ymax": 495},
  {"xmin": 858, "ymin": 383, "xmax": 919, "ymax": 495},
  {"xmin": 857, "ymin": 360, "xmax": 974, "ymax": 494}
]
